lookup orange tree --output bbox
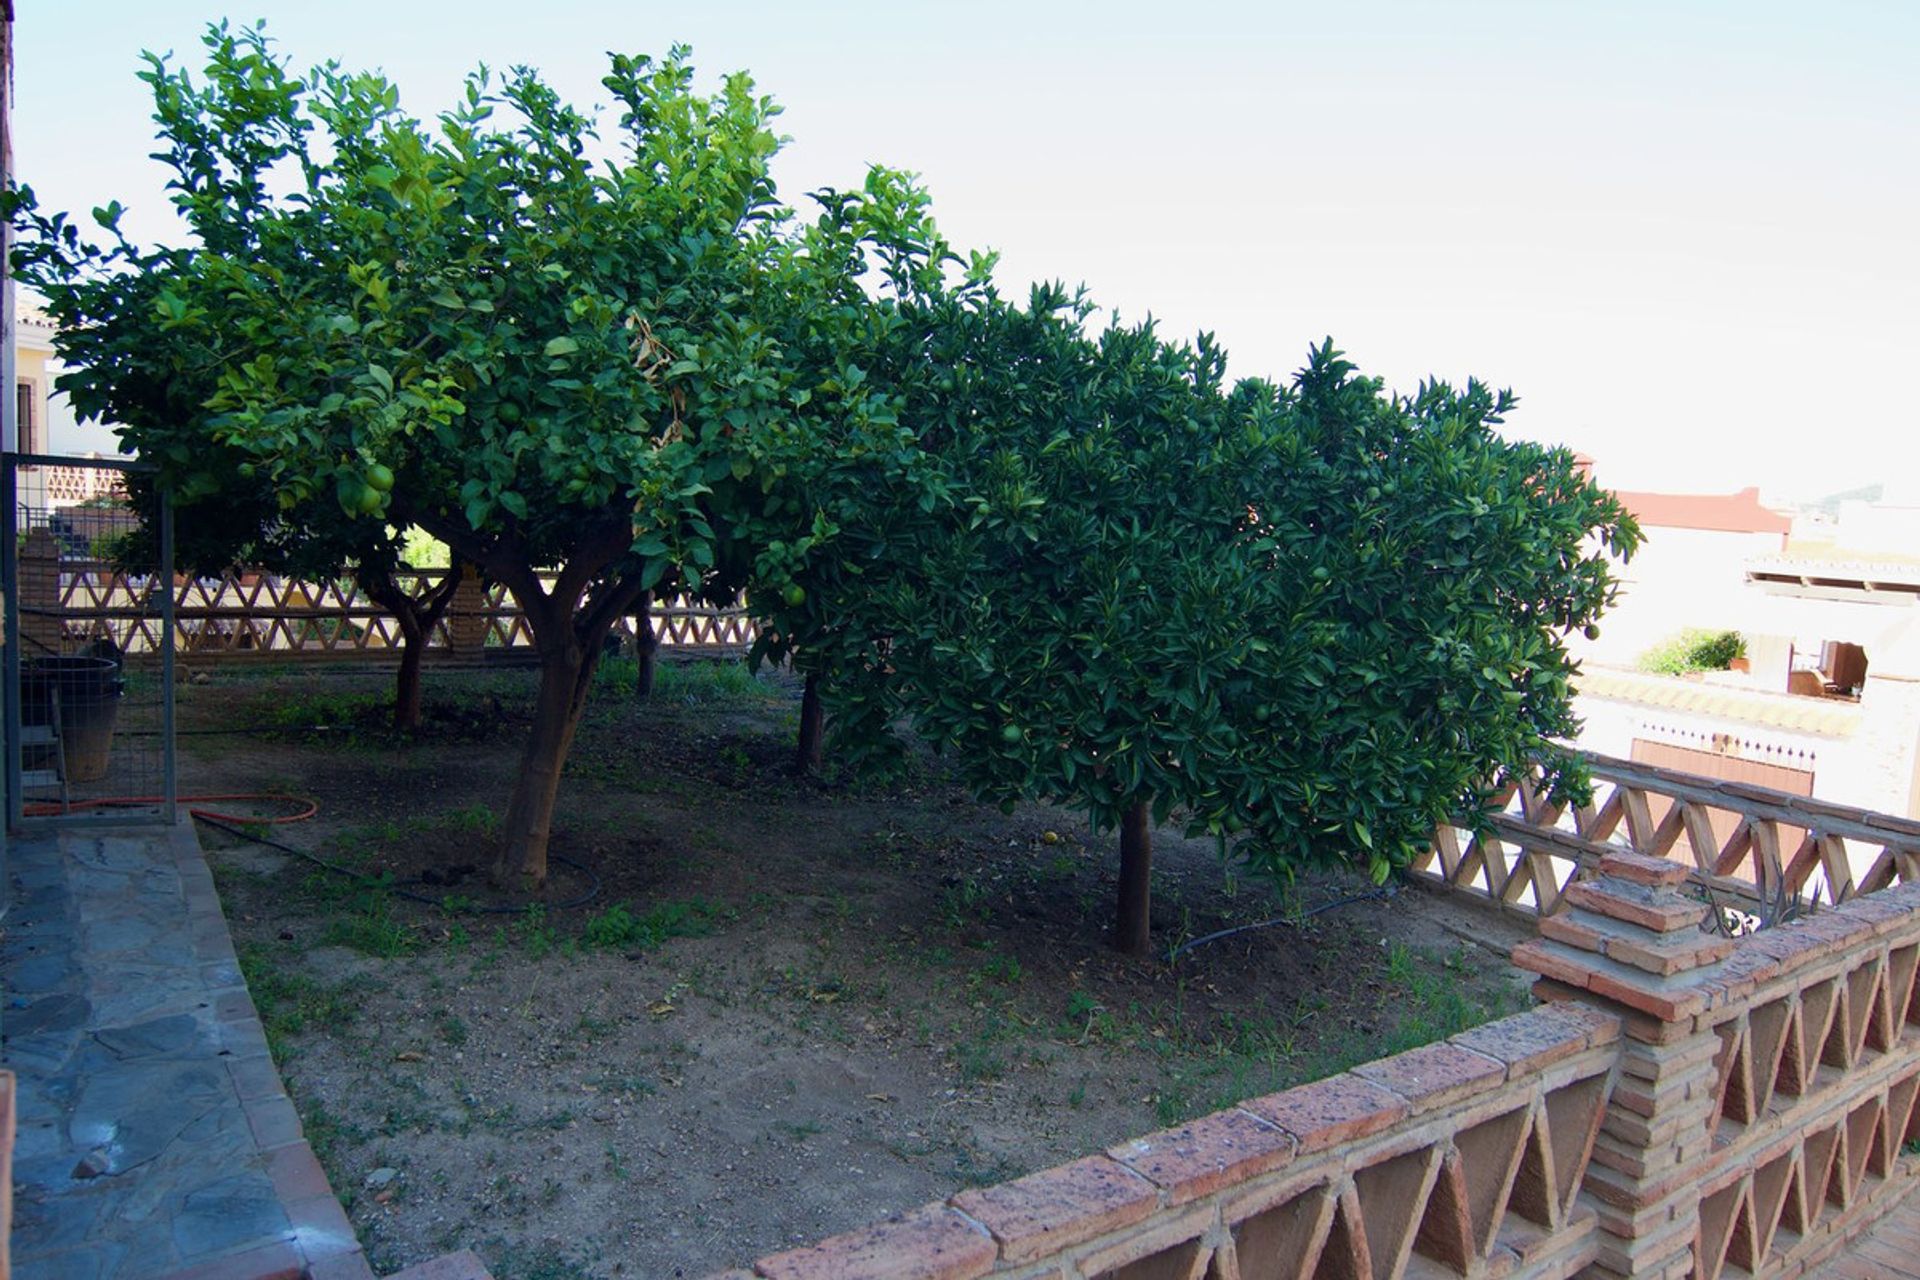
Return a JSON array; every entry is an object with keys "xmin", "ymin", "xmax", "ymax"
[
  {"xmin": 752, "ymin": 273, "xmax": 1640, "ymax": 954},
  {"xmin": 9, "ymin": 27, "xmax": 929, "ymax": 886}
]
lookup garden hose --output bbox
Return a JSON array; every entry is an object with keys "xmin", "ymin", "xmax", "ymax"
[
  {"xmin": 23, "ymin": 787, "xmax": 601, "ymax": 916},
  {"xmin": 1165, "ymin": 883, "xmax": 1398, "ymax": 963},
  {"xmin": 193, "ymin": 811, "xmax": 602, "ymax": 915},
  {"xmin": 22, "ymin": 792, "xmax": 318, "ymax": 823}
]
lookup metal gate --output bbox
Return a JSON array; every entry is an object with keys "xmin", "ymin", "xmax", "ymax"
[{"xmin": 3, "ymin": 452, "xmax": 175, "ymax": 828}]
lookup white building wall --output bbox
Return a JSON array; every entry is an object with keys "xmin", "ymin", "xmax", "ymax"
[{"xmin": 1567, "ymin": 526, "xmax": 1787, "ymax": 668}]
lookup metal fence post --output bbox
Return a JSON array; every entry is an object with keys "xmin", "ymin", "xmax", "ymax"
[{"xmin": 159, "ymin": 487, "xmax": 176, "ymax": 825}]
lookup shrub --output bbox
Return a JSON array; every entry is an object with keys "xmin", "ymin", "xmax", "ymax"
[{"xmin": 1639, "ymin": 629, "xmax": 1747, "ymax": 676}]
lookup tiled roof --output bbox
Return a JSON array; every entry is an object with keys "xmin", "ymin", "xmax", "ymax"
[
  {"xmin": 1577, "ymin": 667, "xmax": 1860, "ymax": 736},
  {"xmin": 1612, "ymin": 486, "xmax": 1793, "ymax": 535}
]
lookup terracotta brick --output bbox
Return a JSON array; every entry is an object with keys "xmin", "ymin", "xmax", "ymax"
[
  {"xmin": 1107, "ymin": 1107, "xmax": 1296, "ymax": 1204},
  {"xmin": 950, "ymin": 1155, "xmax": 1157, "ymax": 1262},
  {"xmin": 1352, "ymin": 1041, "xmax": 1503, "ymax": 1113},
  {"xmin": 1604, "ymin": 930, "xmax": 1734, "ymax": 977},
  {"xmin": 220, "ymin": 1016, "xmax": 274, "ymax": 1060},
  {"xmin": 152, "ymin": 1240, "xmax": 305, "ymax": 1280},
  {"xmin": 1068, "ymin": 1202, "xmax": 1213, "ymax": 1279},
  {"xmin": 245, "ymin": 1093, "xmax": 305, "ymax": 1149},
  {"xmin": 1512, "ymin": 939, "xmax": 1599, "ymax": 993},
  {"xmin": 1835, "ymin": 893, "xmax": 1914, "ymax": 936},
  {"xmin": 1538, "ymin": 912, "xmax": 1609, "ymax": 953},
  {"xmin": 306, "ymin": 1254, "xmax": 378, "ymax": 1280},
  {"xmin": 1607, "ymin": 1078, "xmax": 1656, "ymax": 1119},
  {"xmin": 214, "ymin": 988, "xmax": 258, "ymax": 1024},
  {"xmin": 1706, "ymin": 944, "xmax": 1787, "ymax": 996},
  {"xmin": 1448, "ymin": 1005, "xmax": 1613, "ymax": 1077},
  {"xmin": 1600, "ymin": 852, "xmax": 1693, "ymax": 887},
  {"xmin": 385, "ymin": 1250, "xmax": 496, "ymax": 1280},
  {"xmin": 262, "ymin": 1140, "xmax": 332, "ymax": 1203},
  {"xmin": 755, "ymin": 1204, "xmax": 996, "ymax": 1280},
  {"xmin": 1584, "ymin": 969, "xmax": 1708, "ymax": 1023},
  {"xmin": 1562, "ymin": 881, "xmax": 1703, "ymax": 934},
  {"xmin": 226, "ymin": 1054, "xmax": 288, "ymax": 1103},
  {"xmin": 1578, "ymin": 1003, "xmax": 1624, "ymax": 1048},
  {"xmin": 1789, "ymin": 911, "xmax": 1877, "ymax": 956},
  {"xmin": 1241, "ymin": 1073, "xmax": 1409, "ymax": 1153},
  {"xmin": 284, "ymin": 1191, "xmax": 358, "ymax": 1259}
]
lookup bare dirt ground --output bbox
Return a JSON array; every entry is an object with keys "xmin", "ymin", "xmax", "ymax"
[{"xmin": 175, "ymin": 657, "xmax": 1533, "ymax": 1280}]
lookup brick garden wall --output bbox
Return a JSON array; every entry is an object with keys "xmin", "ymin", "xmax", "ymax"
[
  {"xmin": 705, "ymin": 1003, "xmax": 1622, "ymax": 1280},
  {"xmin": 705, "ymin": 850, "xmax": 1920, "ymax": 1280}
]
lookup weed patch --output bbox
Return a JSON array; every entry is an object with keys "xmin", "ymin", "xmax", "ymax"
[{"xmin": 581, "ymin": 898, "xmax": 728, "ymax": 952}]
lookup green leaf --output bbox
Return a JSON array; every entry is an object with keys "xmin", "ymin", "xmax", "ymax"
[{"xmin": 543, "ymin": 337, "xmax": 580, "ymax": 358}]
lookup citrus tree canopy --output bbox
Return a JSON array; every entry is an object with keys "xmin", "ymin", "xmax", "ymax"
[
  {"xmin": 752, "ymin": 288, "xmax": 1641, "ymax": 953},
  {"xmin": 9, "ymin": 25, "xmax": 939, "ymax": 885}
]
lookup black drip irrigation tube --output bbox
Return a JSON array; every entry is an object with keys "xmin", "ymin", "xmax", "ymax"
[
  {"xmin": 194, "ymin": 813, "xmax": 602, "ymax": 915},
  {"xmin": 1166, "ymin": 882, "xmax": 1399, "ymax": 963}
]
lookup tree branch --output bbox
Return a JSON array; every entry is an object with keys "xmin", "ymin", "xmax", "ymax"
[
  {"xmin": 551, "ymin": 516, "xmax": 637, "ymax": 614},
  {"xmin": 579, "ymin": 572, "xmax": 652, "ymax": 643}
]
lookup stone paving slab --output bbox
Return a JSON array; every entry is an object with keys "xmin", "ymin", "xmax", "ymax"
[{"xmin": 2, "ymin": 819, "xmax": 373, "ymax": 1280}]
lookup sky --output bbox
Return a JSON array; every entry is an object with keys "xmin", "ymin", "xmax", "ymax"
[{"xmin": 14, "ymin": 1, "xmax": 1920, "ymax": 502}]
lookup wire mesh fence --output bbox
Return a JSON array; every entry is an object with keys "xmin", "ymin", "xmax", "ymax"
[{"xmin": 5, "ymin": 453, "xmax": 174, "ymax": 826}]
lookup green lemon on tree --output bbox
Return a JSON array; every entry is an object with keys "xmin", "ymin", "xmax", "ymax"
[
  {"xmin": 356, "ymin": 484, "xmax": 385, "ymax": 515},
  {"xmin": 497, "ymin": 401, "xmax": 523, "ymax": 425},
  {"xmin": 781, "ymin": 584, "xmax": 807, "ymax": 607},
  {"xmin": 336, "ymin": 476, "xmax": 369, "ymax": 516},
  {"xmin": 1000, "ymin": 724, "xmax": 1023, "ymax": 744},
  {"xmin": 366, "ymin": 463, "xmax": 395, "ymax": 493}
]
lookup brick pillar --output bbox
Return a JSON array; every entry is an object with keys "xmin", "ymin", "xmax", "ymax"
[
  {"xmin": 18, "ymin": 527, "xmax": 61, "ymax": 656},
  {"xmin": 1511, "ymin": 852, "xmax": 1735, "ymax": 1280},
  {"xmin": 444, "ymin": 563, "xmax": 488, "ymax": 659}
]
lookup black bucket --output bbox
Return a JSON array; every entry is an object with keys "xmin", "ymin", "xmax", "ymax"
[{"xmin": 21, "ymin": 656, "xmax": 125, "ymax": 783}]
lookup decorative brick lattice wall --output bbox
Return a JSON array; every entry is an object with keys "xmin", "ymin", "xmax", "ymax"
[
  {"xmin": 705, "ymin": 1003, "xmax": 1621, "ymax": 1279},
  {"xmin": 1414, "ymin": 754, "xmax": 1920, "ymax": 918},
  {"xmin": 709, "ymin": 849, "xmax": 1920, "ymax": 1279}
]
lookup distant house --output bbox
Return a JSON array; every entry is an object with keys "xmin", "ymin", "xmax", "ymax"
[
  {"xmin": 1565, "ymin": 462, "xmax": 1920, "ymax": 820},
  {"xmin": 12, "ymin": 308, "xmax": 130, "ymax": 514},
  {"xmin": 1568, "ymin": 478, "xmax": 1793, "ymax": 669}
]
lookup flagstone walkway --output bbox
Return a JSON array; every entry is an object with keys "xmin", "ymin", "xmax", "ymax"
[{"xmin": 2, "ymin": 819, "xmax": 373, "ymax": 1280}]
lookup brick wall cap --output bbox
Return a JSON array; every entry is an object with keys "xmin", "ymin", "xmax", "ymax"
[
  {"xmin": 1562, "ymin": 880, "xmax": 1704, "ymax": 935},
  {"xmin": 1106, "ymin": 1106, "xmax": 1296, "ymax": 1205},
  {"xmin": 753, "ymin": 1203, "xmax": 996, "ymax": 1280},
  {"xmin": 1513, "ymin": 938, "xmax": 1715, "ymax": 1022},
  {"xmin": 1872, "ymin": 879, "xmax": 1920, "ymax": 912},
  {"xmin": 1538, "ymin": 912, "xmax": 1609, "ymax": 955},
  {"xmin": 1448, "ymin": 1004, "xmax": 1618, "ymax": 1076},
  {"xmin": 948, "ymin": 1155, "xmax": 1157, "ymax": 1264},
  {"xmin": 1241, "ymin": 1073, "xmax": 1410, "ymax": 1154},
  {"xmin": 1780, "ymin": 909, "xmax": 1875, "ymax": 955},
  {"xmin": 1351, "ymin": 1040, "xmax": 1505, "ymax": 1113},
  {"xmin": 1603, "ymin": 929, "xmax": 1735, "ymax": 977},
  {"xmin": 1601, "ymin": 851, "xmax": 1693, "ymax": 887},
  {"xmin": 1831, "ymin": 892, "xmax": 1914, "ymax": 936}
]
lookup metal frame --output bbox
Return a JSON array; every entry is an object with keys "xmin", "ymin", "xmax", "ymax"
[{"xmin": 4, "ymin": 451, "xmax": 174, "ymax": 830}]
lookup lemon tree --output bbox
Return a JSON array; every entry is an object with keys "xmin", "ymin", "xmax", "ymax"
[{"xmin": 10, "ymin": 26, "xmax": 927, "ymax": 887}]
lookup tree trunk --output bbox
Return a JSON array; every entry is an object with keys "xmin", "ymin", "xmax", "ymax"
[
  {"xmin": 490, "ymin": 565, "xmax": 647, "ymax": 891},
  {"xmin": 633, "ymin": 591, "xmax": 658, "ymax": 699},
  {"xmin": 795, "ymin": 669, "xmax": 826, "ymax": 774},
  {"xmin": 494, "ymin": 636, "xmax": 595, "ymax": 890},
  {"xmin": 364, "ymin": 562, "xmax": 464, "ymax": 733},
  {"xmin": 393, "ymin": 616, "xmax": 427, "ymax": 731},
  {"xmin": 1115, "ymin": 798, "xmax": 1153, "ymax": 957}
]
